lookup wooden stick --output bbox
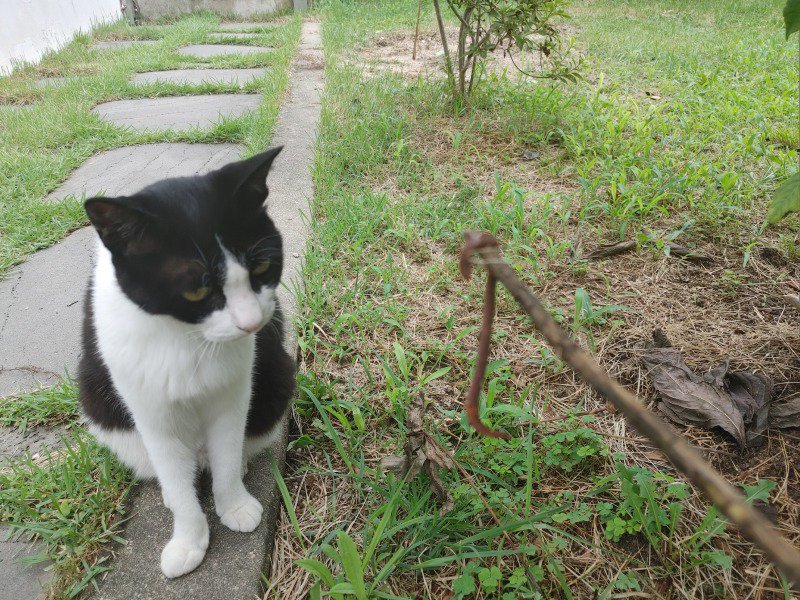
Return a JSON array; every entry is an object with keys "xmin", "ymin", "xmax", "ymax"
[
  {"xmin": 459, "ymin": 230, "xmax": 800, "ymax": 587},
  {"xmin": 413, "ymin": 0, "xmax": 422, "ymax": 60}
]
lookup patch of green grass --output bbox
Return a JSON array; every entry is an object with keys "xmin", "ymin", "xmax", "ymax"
[
  {"xmin": 0, "ymin": 382, "xmax": 133, "ymax": 599},
  {"xmin": 0, "ymin": 11, "xmax": 302, "ymax": 278},
  {"xmin": 277, "ymin": 0, "xmax": 795, "ymax": 598},
  {"xmin": 0, "ymin": 378, "xmax": 78, "ymax": 431}
]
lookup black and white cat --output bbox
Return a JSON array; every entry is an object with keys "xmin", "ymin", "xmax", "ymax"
[{"xmin": 78, "ymin": 147, "xmax": 296, "ymax": 579}]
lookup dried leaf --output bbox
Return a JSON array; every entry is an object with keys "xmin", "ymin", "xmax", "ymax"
[
  {"xmin": 583, "ymin": 240, "xmax": 636, "ymax": 260},
  {"xmin": 381, "ymin": 395, "xmax": 455, "ymax": 513},
  {"xmin": 642, "ymin": 334, "xmax": 772, "ymax": 449},
  {"xmin": 380, "ymin": 455, "xmax": 406, "ymax": 476},
  {"xmin": 770, "ymin": 398, "xmax": 800, "ymax": 429},
  {"xmin": 665, "ymin": 242, "xmax": 714, "ymax": 264}
]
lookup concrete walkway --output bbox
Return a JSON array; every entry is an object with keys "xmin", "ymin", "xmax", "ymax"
[
  {"xmin": 218, "ymin": 22, "xmax": 280, "ymax": 31},
  {"xmin": 1, "ymin": 20, "xmax": 322, "ymax": 599}
]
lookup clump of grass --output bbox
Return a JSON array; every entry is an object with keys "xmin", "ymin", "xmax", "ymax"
[
  {"xmin": 0, "ymin": 378, "xmax": 79, "ymax": 431},
  {"xmin": 0, "ymin": 381, "xmax": 133, "ymax": 598}
]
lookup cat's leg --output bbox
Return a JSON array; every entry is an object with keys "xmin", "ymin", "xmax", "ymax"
[
  {"xmin": 135, "ymin": 418, "xmax": 209, "ymax": 579},
  {"xmin": 88, "ymin": 425, "xmax": 155, "ymax": 478},
  {"xmin": 243, "ymin": 411, "xmax": 287, "ymax": 461},
  {"xmin": 205, "ymin": 385, "xmax": 263, "ymax": 532}
]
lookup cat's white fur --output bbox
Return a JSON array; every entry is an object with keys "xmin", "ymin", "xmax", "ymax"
[{"xmin": 89, "ymin": 238, "xmax": 283, "ymax": 578}]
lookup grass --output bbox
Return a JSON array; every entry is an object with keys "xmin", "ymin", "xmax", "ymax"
[
  {"xmin": 0, "ymin": 378, "xmax": 78, "ymax": 432},
  {"xmin": 0, "ymin": 382, "xmax": 134, "ymax": 599},
  {"xmin": 0, "ymin": 11, "xmax": 302, "ymax": 279},
  {"xmin": 268, "ymin": 0, "xmax": 800, "ymax": 598}
]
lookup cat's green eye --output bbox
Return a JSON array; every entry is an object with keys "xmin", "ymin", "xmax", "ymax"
[
  {"xmin": 183, "ymin": 286, "xmax": 210, "ymax": 302},
  {"xmin": 251, "ymin": 260, "xmax": 271, "ymax": 275}
]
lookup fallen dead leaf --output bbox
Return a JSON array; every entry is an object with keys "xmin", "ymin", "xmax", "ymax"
[
  {"xmin": 380, "ymin": 395, "xmax": 455, "ymax": 513},
  {"xmin": 642, "ymin": 330, "xmax": 772, "ymax": 448},
  {"xmin": 770, "ymin": 398, "xmax": 800, "ymax": 429},
  {"xmin": 583, "ymin": 240, "xmax": 637, "ymax": 260}
]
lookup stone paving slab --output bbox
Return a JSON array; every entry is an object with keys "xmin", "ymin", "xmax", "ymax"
[
  {"xmin": 47, "ymin": 143, "xmax": 241, "ymax": 203},
  {"xmin": 91, "ymin": 94, "xmax": 261, "ymax": 132},
  {"xmin": 0, "ymin": 228, "xmax": 96, "ymax": 398},
  {"xmin": 88, "ymin": 422, "xmax": 288, "ymax": 600},
  {"xmin": 0, "ymin": 426, "xmax": 67, "ymax": 464},
  {"xmin": 177, "ymin": 44, "xmax": 273, "ymax": 58},
  {"xmin": 218, "ymin": 22, "xmax": 279, "ymax": 31},
  {"xmin": 91, "ymin": 40, "xmax": 159, "ymax": 50},
  {"xmin": 0, "ymin": 526, "xmax": 52, "ymax": 600},
  {"xmin": 131, "ymin": 67, "xmax": 267, "ymax": 87},
  {"xmin": 206, "ymin": 32, "xmax": 261, "ymax": 41}
]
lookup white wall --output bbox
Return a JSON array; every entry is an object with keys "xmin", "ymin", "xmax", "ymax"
[{"xmin": 0, "ymin": 0, "xmax": 122, "ymax": 75}]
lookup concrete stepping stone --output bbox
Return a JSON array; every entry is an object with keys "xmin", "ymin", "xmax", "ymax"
[
  {"xmin": 206, "ymin": 32, "xmax": 261, "ymax": 41},
  {"xmin": 0, "ymin": 228, "xmax": 96, "ymax": 399},
  {"xmin": 47, "ymin": 143, "xmax": 241, "ymax": 203},
  {"xmin": 0, "ymin": 426, "xmax": 67, "ymax": 464},
  {"xmin": 131, "ymin": 67, "xmax": 266, "ymax": 87},
  {"xmin": 91, "ymin": 40, "xmax": 159, "ymax": 50},
  {"xmin": 1, "ymin": 526, "xmax": 52, "ymax": 600},
  {"xmin": 91, "ymin": 94, "xmax": 261, "ymax": 132},
  {"xmin": 218, "ymin": 22, "xmax": 279, "ymax": 31},
  {"xmin": 177, "ymin": 44, "xmax": 273, "ymax": 58}
]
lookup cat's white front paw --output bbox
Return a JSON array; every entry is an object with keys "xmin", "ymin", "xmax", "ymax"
[
  {"xmin": 218, "ymin": 494, "xmax": 263, "ymax": 532},
  {"xmin": 160, "ymin": 536, "xmax": 209, "ymax": 578}
]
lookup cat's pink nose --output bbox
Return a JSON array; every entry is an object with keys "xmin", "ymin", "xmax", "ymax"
[{"xmin": 237, "ymin": 322, "xmax": 262, "ymax": 334}]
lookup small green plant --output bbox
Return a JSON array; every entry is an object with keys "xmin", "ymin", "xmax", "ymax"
[
  {"xmin": 431, "ymin": 0, "xmax": 581, "ymax": 100},
  {"xmin": 0, "ymin": 430, "xmax": 132, "ymax": 598},
  {"xmin": 595, "ymin": 464, "xmax": 688, "ymax": 544},
  {"xmin": 714, "ymin": 269, "xmax": 749, "ymax": 298},
  {"xmin": 571, "ymin": 288, "xmax": 627, "ymax": 351},
  {"xmin": 540, "ymin": 416, "xmax": 609, "ymax": 472}
]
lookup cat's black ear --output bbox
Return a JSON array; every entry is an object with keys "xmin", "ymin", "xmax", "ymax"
[
  {"xmin": 85, "ymin": 197, "xmax": 157, "ymax": 255},
  {"xmin": 222, "ymin": 146, "xmax": 283, "ymax": 210}
]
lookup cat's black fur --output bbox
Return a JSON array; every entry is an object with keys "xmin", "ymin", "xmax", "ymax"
[{"xmin": 78, "ymin": 147, "xmax": 295, "ymax": 436}]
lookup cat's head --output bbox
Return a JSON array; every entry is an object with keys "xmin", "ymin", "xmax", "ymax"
[{"xmin": 85, "ymin": 146, "xmax": 284, "ymax": 343}]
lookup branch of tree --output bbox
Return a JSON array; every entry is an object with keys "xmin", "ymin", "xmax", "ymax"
[{"xmin": 432, "ymin": 0, "xmax": 457, "ymax": 92}]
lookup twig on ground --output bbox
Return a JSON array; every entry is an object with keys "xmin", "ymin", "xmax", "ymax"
[{"xmin": 459, "ymin": 230, "xmax": 800, "ymax": 587}]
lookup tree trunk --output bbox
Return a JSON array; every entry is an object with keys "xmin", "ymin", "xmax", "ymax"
[{"xmin": 432, "ymin": 0, "xmax": 457, "ymax": 95}]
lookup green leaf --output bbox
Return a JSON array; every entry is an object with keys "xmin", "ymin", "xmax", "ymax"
[
  {"xmin": 785, "ymin": 0, "xmax": 800, "ymax": 39},
  {"xmin": 337, "ymin": 531, "xmax": 367, "ymax": 600},
  {"xmin": 296, "ymin": 558, "xmax": 335, "ymax": 589},
  {"xmin": 741, "ymin": 479, "xmax": 776, "ymax": 503},
  {"xmin": 767, "ymin": 172, "xmax": 800, "ymax": 224},
  {"xmin": 309, "ymin": 582, "xmax": 323, "ymax": 600},
  {"xmin": 329, "ymin": 582, "xmax": 357, "ymax": 595}
]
